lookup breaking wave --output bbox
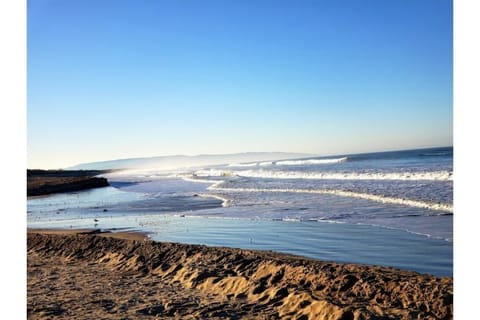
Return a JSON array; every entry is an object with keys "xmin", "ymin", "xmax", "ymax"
[
  {"xmin": 194, "ymin": 169, "xmax": 453, "ymax": 181},
  {"xmin": 195, "ymin": 193, "xmax": 231, "ymax": 207},
  {"xmin": 275, "ymin": 157, "xmax": 348, "ymax": 166},
  {"xmin": 211, "ymin": 186, "xmax": 453, "ymax": 213},
  {"xmin": 228, "ymin": 162, "xmax": 258, "ymax": 167},
  {"xmin": 180, "ymin": 175, "xmax": 453, "ymax": 213},
  {"xmin": 227, "ymin": 157, "xmax": 348, "ymax": 167}
]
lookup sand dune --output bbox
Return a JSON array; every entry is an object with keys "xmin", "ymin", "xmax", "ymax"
[{"xmin": 27, "ymin": 230, "xmax": 452, "ymax": 319}]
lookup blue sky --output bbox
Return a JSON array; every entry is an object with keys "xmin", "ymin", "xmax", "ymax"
[{"xmin": 27, "ymin": 0, "xmax": 452, "ymax": 169}]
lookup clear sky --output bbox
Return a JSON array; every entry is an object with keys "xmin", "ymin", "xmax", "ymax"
[{"xmin": 27, "ymin": 0, "xmax": 452, "ymax": 169}]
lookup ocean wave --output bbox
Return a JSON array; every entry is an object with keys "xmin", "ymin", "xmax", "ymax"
[
  {"xmin": 195, "ymin": 193, "xmax": 230, "ymax": 207},
  {"xmin": 194, "ymin": 169, "xmax": 453, "ymax": 181},
  {"xmin": 181, "ymin": 174, "xmax": 453, "ymax": 213},
  {"xmin": 275, "ymin": 157, "xmax": 348, "ymax": 166},
  {"xmin": 403, "ymin": 229, "xmax": 452, "ymax": 242},
  {"xmin": 259, "ymin": 161, "xmax": 273, "ymax": 166},
  {"xmin": 193, "ymin": 169, "xmax": 235, "ymax": 178},
  {"xmin": 212, "ymin": 187, "xmax": 453, "ymax": 213},
  {"xmin": 355, "ymin": 223, "xmax": 452, "ymax": 242},
  {"xmin": 226, "ymin": 157, "xmax": 347, "ymax": 167},
  {"xmin": 228, "ymin": 162, "xmax": 258, "ymax": 167}
]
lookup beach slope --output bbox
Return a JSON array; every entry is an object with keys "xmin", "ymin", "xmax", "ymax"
[{"xmin": 27, "ymin": 230, "xmax": 452, "ymax": 319}]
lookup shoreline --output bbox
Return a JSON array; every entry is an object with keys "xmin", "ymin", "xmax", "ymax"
[
  {"xmin": 27, "ymin": 213, "xmax": 453, "ymax": 277},
  {"xmin": 27, "ymin": 229, "xmax": 453, "ymax": 319}
]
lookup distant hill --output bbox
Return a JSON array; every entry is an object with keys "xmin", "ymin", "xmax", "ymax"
[{"xmin": 68, "ymin": 152, "xmax": 312, "ymax": 170}]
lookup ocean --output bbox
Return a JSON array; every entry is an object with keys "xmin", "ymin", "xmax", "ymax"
[{"xmin": 27, "ymin": 147, "xmax": 453, "ymax": 276}]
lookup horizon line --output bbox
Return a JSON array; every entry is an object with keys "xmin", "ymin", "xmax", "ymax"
[{"xmin": 28, "ymin": 145, "xmax": 453, "ymax": 170}]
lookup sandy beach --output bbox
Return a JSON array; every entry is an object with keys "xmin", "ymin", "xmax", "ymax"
[{"xmin": 27, "ymin": 229, "xmax": 452, "ymax": 319}]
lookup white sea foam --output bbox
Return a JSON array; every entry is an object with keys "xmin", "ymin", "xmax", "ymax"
[
  {"xmin": 194, "ymin": 169, "xmax": 453, "ymax": 181},
  {"xmin": 228, "ymin": 162, "xmax": 258, "ymax": 167},
  {"xmin": 259, "ymin": 161, "xmax": 273, "ymax": 166},
  {"xmin": 196, "ymin": 193, "xmax": 231, "ymax": 207},
  {"xmin": 179, "ymin": 175, "xmax": 222, "ymax": 185},
  {"xmin": 226, "ymin": 157, "xmax": 347, "ymax": 167},
  {"xmin": 275, "ymin": 157, "xmax": 348, "ymax": 166},
  {"xmin": 193, "ymin": 169, "xmax": 234, "ymax": 177},
  {"xmin": 210, "ymin": 186, "xmax": 453, "ymax": 213},
  {"xmin": 181, "ymin": 174, "xmax": 453, "ymax": 213},
  {"xmin": 280, "ymin": 217, "xmax": 302, "ymax": 222}
]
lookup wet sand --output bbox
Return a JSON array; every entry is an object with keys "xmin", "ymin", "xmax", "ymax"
[{"xmin": 27, "ymin": 229, "xmax": 453, "ymax": 319}]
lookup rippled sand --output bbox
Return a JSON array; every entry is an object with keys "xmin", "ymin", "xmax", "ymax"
[{"xmin": 27, "ymin": 230, "xmax": 452, "ymax": 319}]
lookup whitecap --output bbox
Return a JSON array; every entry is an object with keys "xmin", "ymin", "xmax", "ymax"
[{"xmin": 275, "ymin": 157, "xmax": 348, "ymax": 166}]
